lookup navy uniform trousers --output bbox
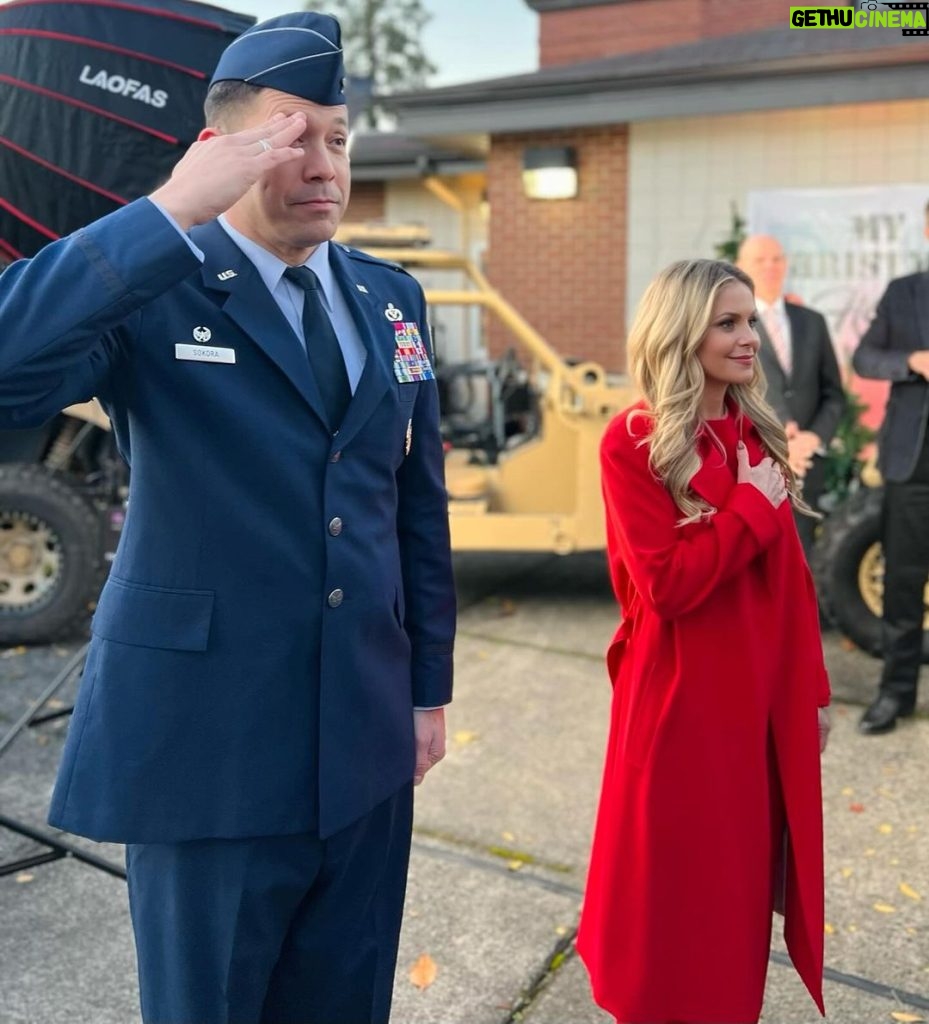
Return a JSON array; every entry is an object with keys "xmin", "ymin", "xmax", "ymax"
[{"xmin": 126, "ymin": 783, "xmax": 413, "ymax": 1024}]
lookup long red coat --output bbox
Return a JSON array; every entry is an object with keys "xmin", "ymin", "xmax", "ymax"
[{"xmin": 577, "ymin": 403, "xmax": 829, "ymax": 1023}]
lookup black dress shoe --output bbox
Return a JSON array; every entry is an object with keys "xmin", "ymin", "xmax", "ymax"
[{"xmin": 858, "ymin": 695, "xmax": 915, "ymax": 735}]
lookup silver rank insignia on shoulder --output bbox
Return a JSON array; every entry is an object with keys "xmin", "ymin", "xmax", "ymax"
[
  {"xmin": 192, "ymin": 326, "xmax": 212, "ymax": 343},
  {"xmin": 356, "ymin": 284, "xmax": 369, "ymax": 294},
  {"xmin": 384, "ymin": 303, "xmax": 403, "ymax": 322},
  {"xmin": 217, "ymin": 270, "xmax": 237, "ymax": 281},
  {"xmin": 405, "ymin": 418, "xmax": 413, "ymax": 456}
]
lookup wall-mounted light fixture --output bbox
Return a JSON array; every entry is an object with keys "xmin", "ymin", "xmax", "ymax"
[{"xmin": 522, "ymin": 146, "xmax": 578, "ymax": 200}]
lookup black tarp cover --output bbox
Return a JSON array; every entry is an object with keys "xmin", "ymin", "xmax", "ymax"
[{"xmin": 0, "ymin": 0, "xmax": 255, "ymax": 260}]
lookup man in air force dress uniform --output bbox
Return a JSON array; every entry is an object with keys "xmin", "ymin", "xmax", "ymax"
[{"xmin": 0, "ymin": 12, "xmax": 455, "ymax": 1023}]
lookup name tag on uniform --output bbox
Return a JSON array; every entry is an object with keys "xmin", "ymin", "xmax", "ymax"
[
  {"xmin": 393, "ymin": 322, "xmax": 434, "ymax": 382},
  {"xmin": 175, "ymin": 343, "xmax": 236, "ymax": 364}
]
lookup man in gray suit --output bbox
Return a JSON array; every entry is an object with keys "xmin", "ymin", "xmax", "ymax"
[
  {"xmin": 852, "ymin": 202, "xmax": 929, "ymax": 734},
  {"xmin": 737, "ymin": 235, "xmax": 846, "ymax": 556}
]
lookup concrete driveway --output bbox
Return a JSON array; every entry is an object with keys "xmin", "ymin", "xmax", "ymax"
[{"xmin": 1, "ymin": 551, "xmax": 927, "ymax": 1023}]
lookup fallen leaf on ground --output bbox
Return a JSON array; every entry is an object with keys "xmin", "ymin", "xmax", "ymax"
[
  {"xmin": 841, "ymin": 867, "xmax": 854, "ymax": 879},
  {"xmin": 501, "ymin": 831, "xmax": 515, "ymax": 843},
  {"xmin": 15, "ymin": 873, "xmax": 33, "ymax": 883},
  {"xmin": 900, "ymin": 883, "xmax": 922, "ymax": 902},
  {"xmin": 841, "ymin": 786, "xmax": 855, "ymax": 797},
  {"xmin": 507, "ymin": 859, "xmax": 524, "ymax": 872},
  {"xmin": 878, "ymin": 823, "xmax": 894, "ymax": 835},
  {"xmin": 839, "ymin": 637, "xmax": 857, "ymax": 651},
  {"xmin": 452, "ymin": 730, "xmax": 478, "ymax": 747},
  {"xmin": 824, "ymin": 923, "xmax": 835, "ymax": 935},
  {"xmin": 499, "ymin": 598, "xmax": 517, "ymax": 617},
  {"xmin": 889, "ymin": 1013, "xmax": 924, "ymax": 1022},
  {"xmin": 409, "ymin": 954, "xmax": 437, "ymax": 991},
  {"xmin": 865, "ymin": 848, "xmax": 877, "ymax": 857},
  {"xmin": 849, "ymin": 803, "xmax": 866, "ymax": 813},
  {"xmin": 1, "ymin": 646, "xmax": 28, "ymax": 658},
  {"xmin": 873, "ymin": 903, "xmax": 896, "ymax": 914}
]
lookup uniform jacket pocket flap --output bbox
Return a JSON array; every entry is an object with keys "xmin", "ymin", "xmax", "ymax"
[{"xmin": 92, "ymin": 576, "xmax": 214, "ymax": 651}]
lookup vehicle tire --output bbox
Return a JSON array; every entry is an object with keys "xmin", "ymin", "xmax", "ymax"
[
  {"xmin": 0, "ymin": 464, "xmax": 106, "ymax": 645},
  {"xmin": 811, "ymin": 484, "xmax": 929, "ymax": 662}
]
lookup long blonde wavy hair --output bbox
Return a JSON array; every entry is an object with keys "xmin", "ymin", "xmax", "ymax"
[{"xmin": 627, "ymin": 258, "xmax": 809, "ymax": 526}]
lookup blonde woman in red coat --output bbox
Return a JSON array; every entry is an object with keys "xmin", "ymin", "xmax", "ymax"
[{"xmin": 576, "ymin": 259, "xmax": 831, "ymax": 1024}]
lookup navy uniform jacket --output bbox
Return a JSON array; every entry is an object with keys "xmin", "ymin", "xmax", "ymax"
[
  {"xmin": 852, "ymin": 271, "xmax": 929, "ymax": 483},
  {"xmin": 0, "ymin": 198, "xmax": 456, "ymax": 842}
]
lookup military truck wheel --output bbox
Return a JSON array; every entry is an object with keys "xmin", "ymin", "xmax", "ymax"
[
  {"xmin": 0, "ymin": 464, "xmax": 105, "ymax": 645},
  {"xmin": 811, "ymin": 485, "xmax": 929, "ymax": 661}
]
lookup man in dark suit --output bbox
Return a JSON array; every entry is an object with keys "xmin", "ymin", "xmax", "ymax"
[
  {"xmin": 737, "ymin": 235, "xmax": 845, "ymax": 556},
  {"xmin": 852, "ymin": 203, "xmax": 929, "ymax": 735},
  {"xmin": 0, "ymin": 12, "xmax": 455, "ymax": 1023}
]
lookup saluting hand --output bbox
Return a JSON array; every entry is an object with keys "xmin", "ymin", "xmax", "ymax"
[
  {"xmin": 736, "ymin": 442, "xmax": 788, "ymax": 508},
  {"xmin": 150, "ymin": 112, "xmax": 308, "ymax": 231}
]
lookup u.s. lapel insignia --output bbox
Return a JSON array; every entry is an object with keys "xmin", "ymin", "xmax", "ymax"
[
  {"xmin": 384, "ymin": 303, "xmax": 403, "ymax": 322},
  {"xmin": 192, "ymin": 326, "xmax": 212, "ymax": 343},
  {"xmin": 217, "ymin": 269, "xmax": 237, "ymax": 281},
  {"xmin": 405, "ymin": 418, "xmax": 413, "ymax": 456}
]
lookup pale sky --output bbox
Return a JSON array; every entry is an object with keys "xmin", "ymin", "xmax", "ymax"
[{"xmin": 220, "ymin": 0, "xmax": 539, "ymax": 86}]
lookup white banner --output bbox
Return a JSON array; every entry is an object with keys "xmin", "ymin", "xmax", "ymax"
[
  {"xmin": 747, "ymin": 186, "xmax": 928, "ymax": 428},
  {"xmin": 746, "ymin": 186, "xmax": 928, "ymax": 368}
]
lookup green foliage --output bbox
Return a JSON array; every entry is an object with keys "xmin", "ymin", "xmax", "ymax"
[
  {"xmin": 820, "ymin": 389, "xmax": 875, "ymax": 510},
  {"xmin": 306, "ymin": 0, "xmax": 436, "ymax": 127},
  {"xmin": 713, "ymin": 203, "xmax": 747, "ymax": 263}
]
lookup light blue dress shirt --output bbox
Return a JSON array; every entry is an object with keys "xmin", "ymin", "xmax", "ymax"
[
  {"xmin": 147, "ymin": 198, "xmax": 367, "ymax": 392},
  {"xmin": 217, "ymin": 216, "xmax": 367, "ymax": 393}
]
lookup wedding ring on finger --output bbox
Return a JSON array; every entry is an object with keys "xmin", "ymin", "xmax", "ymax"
[{"xmin": 258, "ymin": 138, "xmax": 272, "ymax": 153}]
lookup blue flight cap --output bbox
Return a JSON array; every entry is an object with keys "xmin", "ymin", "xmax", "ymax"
[{"xmin": 209, "ymin": 12, "xmax": 346, "ymax": 106}]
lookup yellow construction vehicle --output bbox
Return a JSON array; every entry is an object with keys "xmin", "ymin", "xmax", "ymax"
[{"xmin": 338, "ymin": 234, "xmax": 637, "ymax": 555}]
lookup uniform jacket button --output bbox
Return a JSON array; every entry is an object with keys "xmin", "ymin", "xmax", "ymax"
[
  {"xmin": 328, "ymin": 517, "xmax": 343, "ymax": 537},
  {"xmin": 327, "ymin": 588, "xmax": 344, "ymax": 608}
]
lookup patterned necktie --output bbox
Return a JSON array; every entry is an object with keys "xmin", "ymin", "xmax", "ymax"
[
  {"xmin": 762, "ymin": 306, "xmax": 792, "ymax": 377},
  {"xmin": 283, "ymin": 266, "xmax": 352, "ymax": 430}
]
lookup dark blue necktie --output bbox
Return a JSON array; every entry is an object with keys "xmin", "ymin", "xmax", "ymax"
[{"xmin": 283, "ymin": 266, "xmax": 352, "ymax": 429}]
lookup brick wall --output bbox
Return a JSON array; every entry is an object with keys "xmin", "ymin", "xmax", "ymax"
[
  {"xmin": 345, "ymin": 181, "xmax": 386, "ymax": 221},
  {"xmin": 485, "ymin": 126, "xmax": 628, "ymax": 372},
  {"xmin": 540, "ymin": 0, "xmax": 794, "ymax": 66}
]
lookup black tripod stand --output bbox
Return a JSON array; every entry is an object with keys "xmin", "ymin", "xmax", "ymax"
[{"xmin": 0, "ymin": 643, "xmax": 125, "ymax": 879}]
